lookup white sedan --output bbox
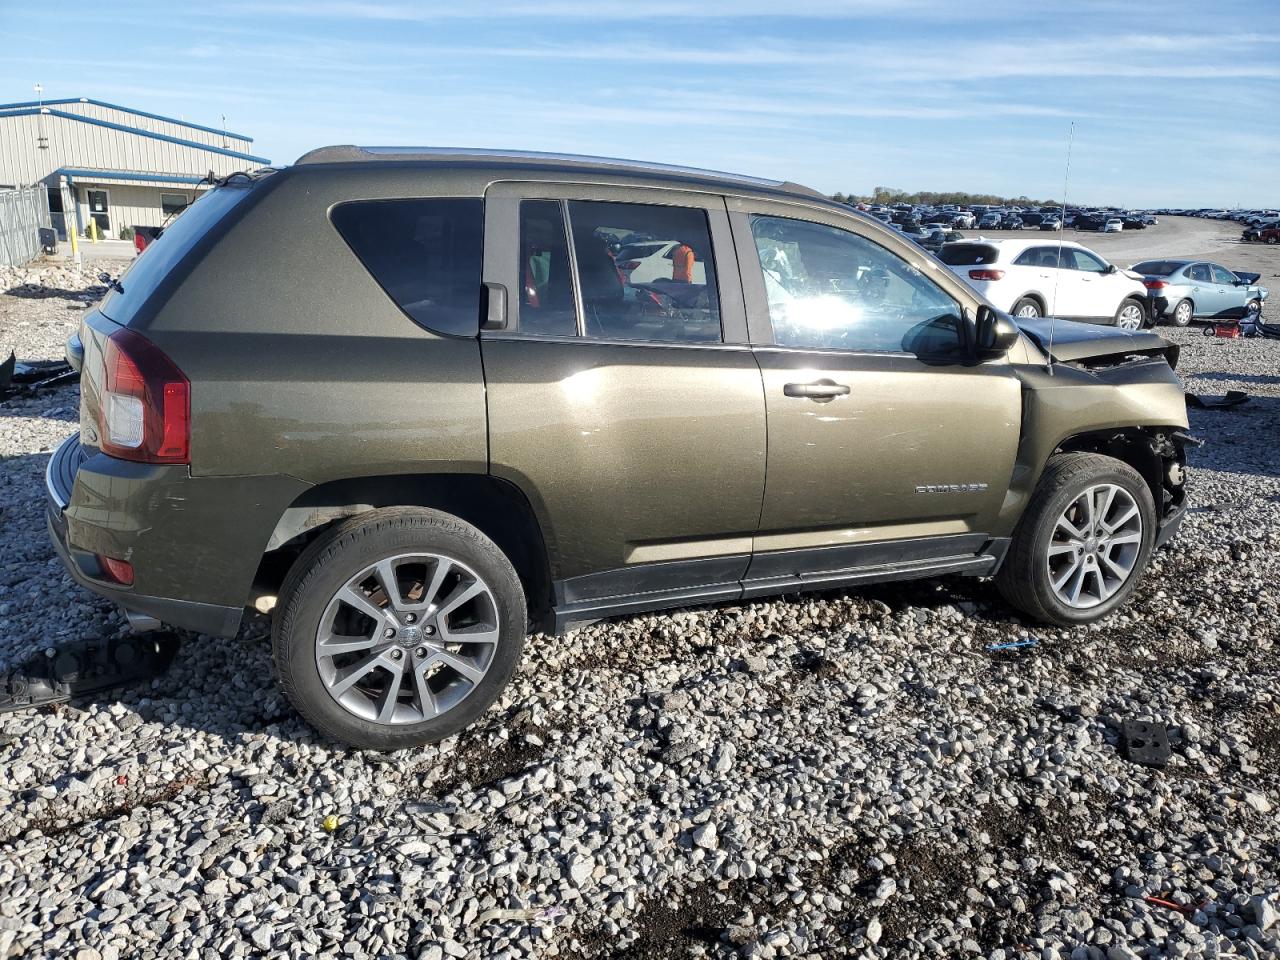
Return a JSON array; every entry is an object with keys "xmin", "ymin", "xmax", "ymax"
[{"xmin": 1102, "ymin": 218, "xmax": 1123, "ymax": 233}]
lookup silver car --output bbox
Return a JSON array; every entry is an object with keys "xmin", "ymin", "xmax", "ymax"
[{"xmin": 1132, "ymin": 259, "xmax": 1269, "ymax": 327}]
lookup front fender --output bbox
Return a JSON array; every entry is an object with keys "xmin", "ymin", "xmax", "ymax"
[{"xmin": 994, "ymin": 357, "xmax": 1188, "ymax": 533}]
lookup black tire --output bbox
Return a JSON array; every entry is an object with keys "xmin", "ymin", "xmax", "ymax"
[
  {"xmin": 996, "ymin": 453, "xmax": 1156, "ymax": 627},
  {"xmin": 1113, "ymin": 297, "xmax": 1146, "ymax": 330},
  {"xmin": 273, "ymin": 507, "xmax": 526, "ymax": 751},
  {"xmin": 1267, "ymin": 235, "xmax": 1277, "ymax": 245},
  {"xmin": 1011, "ymin": 297, "xmax": 1042, "ymax": 318},
  {"xmin": 1247, "ymin": 298, "xmax": 1262, "ymax": 316},
  {"xmin": 1169, "ymin": 299, "xmax": 1194, "ymax": 327}
]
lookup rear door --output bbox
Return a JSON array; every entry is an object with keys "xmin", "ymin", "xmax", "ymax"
[
  {"xmin": 481, "ymin": 181, "xmax": 766, "ymax": 606},
  {"xmin": 730, "ymin": 197, "xmax": 1021, "ymax": 583},
  {"xmin": 1186, "ymin": 262, "xmax": 1213, "ymax": 315}
]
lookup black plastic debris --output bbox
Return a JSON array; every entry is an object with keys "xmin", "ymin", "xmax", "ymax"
[
  {"xmin": 0, "ymin": 633, "xmax": 181, "ymax": 712},
  {"xmin": 1185, "ymin": 390, "xmax": 1249, "ymax": 410},
  {"xmin": 1121, "ymin": 719, "xmax": 1172, "ymax": 768},
  {"xmin": 0, "ymin": 351, "xmax": 78, "ymax": 398}
]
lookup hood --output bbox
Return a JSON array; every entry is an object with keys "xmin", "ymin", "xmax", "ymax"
[
  {"xmin": 1233, "ymin": 270, "xmax": 1261, "ymax": 285},
  {"xmin": 1016, "ymin": 317, "xmax": 1179, "ymax": 368}
]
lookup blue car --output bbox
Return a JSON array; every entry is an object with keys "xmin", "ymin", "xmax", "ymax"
[{"xmin": 1133, "ymin": 259, "xmax": 1269, "ymax": 326}]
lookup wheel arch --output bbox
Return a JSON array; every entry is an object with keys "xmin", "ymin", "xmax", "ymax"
[
  {"xmin": 1052, "ymin": 428, "xmax": 1186, "ymax": 525},
  {"xmin": 257, "ymin": 474, "xmax": 556, "ymax": 627},
  {"xmin": 1012, "ymin": 291, "xmax": 1046, "ymax": 315}
]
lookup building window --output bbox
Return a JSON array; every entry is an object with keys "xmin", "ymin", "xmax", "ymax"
[{"xmin": 161, "ymin": 194, "xmax": 190, "ymax": 217}]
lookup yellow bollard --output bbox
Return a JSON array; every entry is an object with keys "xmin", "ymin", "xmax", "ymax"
[{"xmin": 89, "ymin": 218, "xmax": 98, "ymax": 243}]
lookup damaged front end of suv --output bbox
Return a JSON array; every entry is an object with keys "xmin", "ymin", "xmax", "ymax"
[{"xmin": 1007, "ymin": 317, "xmax": 1193, "ymax": 548}]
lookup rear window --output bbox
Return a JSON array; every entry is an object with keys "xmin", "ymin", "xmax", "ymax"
[
  {"xmin": 1131, "ymin": 260, "xmax": 1182, "ymax": 276},
  {"xmin": 97, "ymin": 181, "xmax": 255, "ymax": 325},
  {"xmin": 330, "ymin": 198, "xmax": 484, "ymax": 337},
  {"xmin": 938, "ymin": 243, "xmax": 999, "ymax": 266}
]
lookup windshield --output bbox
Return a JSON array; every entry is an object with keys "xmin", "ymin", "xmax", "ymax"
[{"xmin": 937, "ymin": 243, "xmax": 999, "ymax": 266}]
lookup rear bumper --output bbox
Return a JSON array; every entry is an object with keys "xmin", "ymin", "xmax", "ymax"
[{"xmin": 46, "ymin": 433, "xmax": 249, "ymax": 638}]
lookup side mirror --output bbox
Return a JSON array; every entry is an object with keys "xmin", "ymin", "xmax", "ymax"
[
  {"xmin": 1104, "ymin": 263, "xmax": 1118, "ymax": 275},
  {"xmin": 974, "ymin": 305, "xmax": 1020, "ymax": 359}
]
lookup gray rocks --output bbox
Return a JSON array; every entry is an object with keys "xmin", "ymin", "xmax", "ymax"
[{"xmin": 3, "ymin": 256, "xmax": 1280, "ymax": 959}]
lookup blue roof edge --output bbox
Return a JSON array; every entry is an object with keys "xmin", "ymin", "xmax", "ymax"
[
  {"xmin": 0, "ymin": 97, "xmax": 254, "ymax": 142},
  {"xmin": 56, "ymin": 168, "xmax": 209, "ymax": 185},
  {"xmin": 0, "ymin": 107, "xmax": 270, "ymax": 164}
]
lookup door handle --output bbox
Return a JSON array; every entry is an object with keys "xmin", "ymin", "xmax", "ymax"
[{"xmin": 783, "ymin": 379, "xmax": 850, "ymax": 402}]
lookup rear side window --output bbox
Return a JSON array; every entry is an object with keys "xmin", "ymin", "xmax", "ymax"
[
  {"xmin": 331, "ymin": 198, "xmax": 483, "ymax": 337},
  {"xmin": 938, "ymin": 243, "xmax": 999, "ymax": 266},
  {"xmin": 568, "ymin": 200, "xmax": 722, "ymax": 343}
]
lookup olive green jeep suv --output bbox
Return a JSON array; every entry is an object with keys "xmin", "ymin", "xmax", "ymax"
[{"xmin": 47, "ymin": 148, "xmax": 1191, "ymax": 749}]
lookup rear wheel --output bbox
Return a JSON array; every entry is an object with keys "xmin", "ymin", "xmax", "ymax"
[
  {"xmin": 1170, "ymin": 299, "xmax": 1194, "ymax": 327},
  {"xmin": 997, "ymin": 453, "xmax": 1155, "ymax": 626},
  {"xmin": 1114, "ymin": 298, "xmax": 1146, "ymax": 330},
  {"xmin": 1012, "ymin": 297, "xmax": 1042, "ymax": 318},
  {"xmin": 273, "ymin": 508, "xmax": 526, "ymax": 750},
  {"xmin": 1266, "ymin": 235, "xmax": 1277, "ymax": 245}
]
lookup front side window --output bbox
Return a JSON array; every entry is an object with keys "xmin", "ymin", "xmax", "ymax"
[
  {"xmin": 750, "ymin": 215, "xmax": 964, "ymax": 357},
  {"xmin": 567, "ymin": 200, "xmax": 721, "ymax": 343},
  {"xmin": 1068, "ymin": 249, "xmax": 1108, "ymax": 273},
  {"xmin": 331, "ymin": 197, "xmax": 483, "ymax": 337},
  {"xmin": 1210, "ymin": 264, "xmax": 1236, "ymax": 285}
]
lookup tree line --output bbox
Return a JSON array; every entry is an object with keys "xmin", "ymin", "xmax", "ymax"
[{"xmin": 831, "ymin": 187, "xmax": 1061, "ymax": 207}]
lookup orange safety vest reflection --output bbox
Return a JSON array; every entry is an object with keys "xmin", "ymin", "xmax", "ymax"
[{"xmin": 671, "ymin": 243, "xmax": 695, "ymax": 282}]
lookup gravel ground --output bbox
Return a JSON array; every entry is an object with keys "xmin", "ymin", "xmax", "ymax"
[{"xmin": 1, "ymin": 236, "xmax": 1278, "ymax": 960}]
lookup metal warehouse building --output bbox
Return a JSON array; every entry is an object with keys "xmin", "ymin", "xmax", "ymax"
[{"xmin": 0, "ymin": 97, "xmax": 269, "ymax": 240}]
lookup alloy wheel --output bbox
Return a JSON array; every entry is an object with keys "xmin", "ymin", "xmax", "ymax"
[
  {"xmin": 1015, "ymin": 303, "xmax": 1041, "ymax": 318},
  {"xmin": 315, "ymin": 552, "xmax": 500, "ymax": 725},
  {"xmin": 1174, "ymin": 302, "xmax": 1192, "ymax": 325},
  {"xmin": 1046, "ymin": 483, "xmax": 1143, "ymax": 610},
  {"xmin": 1116, "ymin": 304, "xmax": 1144, "ymax": 330}
]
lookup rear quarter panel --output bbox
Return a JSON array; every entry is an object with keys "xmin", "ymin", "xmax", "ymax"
[{"xmin": 137, "ymin": 167, "xmax": 489, "ymax": 484}]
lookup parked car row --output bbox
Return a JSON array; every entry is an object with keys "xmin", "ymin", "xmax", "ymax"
[{"xmin": 937, "ymin": 238, "xmax": 1269, "ymax": 331}]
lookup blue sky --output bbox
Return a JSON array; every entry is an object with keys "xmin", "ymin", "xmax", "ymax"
[{"xmin": 2, "ymin": 0, "xmax": 1276, "ymax": 206}]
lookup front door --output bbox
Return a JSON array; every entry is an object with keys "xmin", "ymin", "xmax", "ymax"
[
  {"xmin": 729, "ymin": 197, "xmax": 1021, "ymax": 578},
  {"xmin": 1208, "ymin": 263, "xmax": 1241, "ymax": 316},
  {"xmin": 86, "ymin": 189, "xmax": 110, "ymax": 236},
  {"xmin": 481, "ymin": 181, "xmax": 767, "ymax": 607}
]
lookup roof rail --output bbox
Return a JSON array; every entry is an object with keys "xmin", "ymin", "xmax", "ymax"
[{"xmin": 293, "ymin": 145, "xmax": 826, "ymax": 198}]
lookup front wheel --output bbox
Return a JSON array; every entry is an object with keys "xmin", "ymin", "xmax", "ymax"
[
  {"xmin": 1114, "ymin": 297, "xmax": 1146, "ymax": 330},
  {"xmin": 996, "ymin": 453, "xmax": 1156, "ymax": 626},
  {"xmin": 1246, "ymin": 298, "xmax": 1262, "ymax": 316},
  {"xmin": 273, "ymin": 507, "xmax": 527, "ymax": 750}
]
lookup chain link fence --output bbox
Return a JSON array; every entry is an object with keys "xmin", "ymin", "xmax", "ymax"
[{"xmin": 0, "ymin": 186, "xmax": 51, "ymax": 267}]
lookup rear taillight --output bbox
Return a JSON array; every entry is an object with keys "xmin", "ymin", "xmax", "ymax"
[
  {"xmin": 99, "ymin": 328, "xmax": 190, "ymax": 464},
  {"xmin": 1142, "ymin": 279, "xmax": 1169, "ymax": 290},
  {"xmin": 968, "ymin": 269, "xmax": 1005, "ymax": 281}
]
